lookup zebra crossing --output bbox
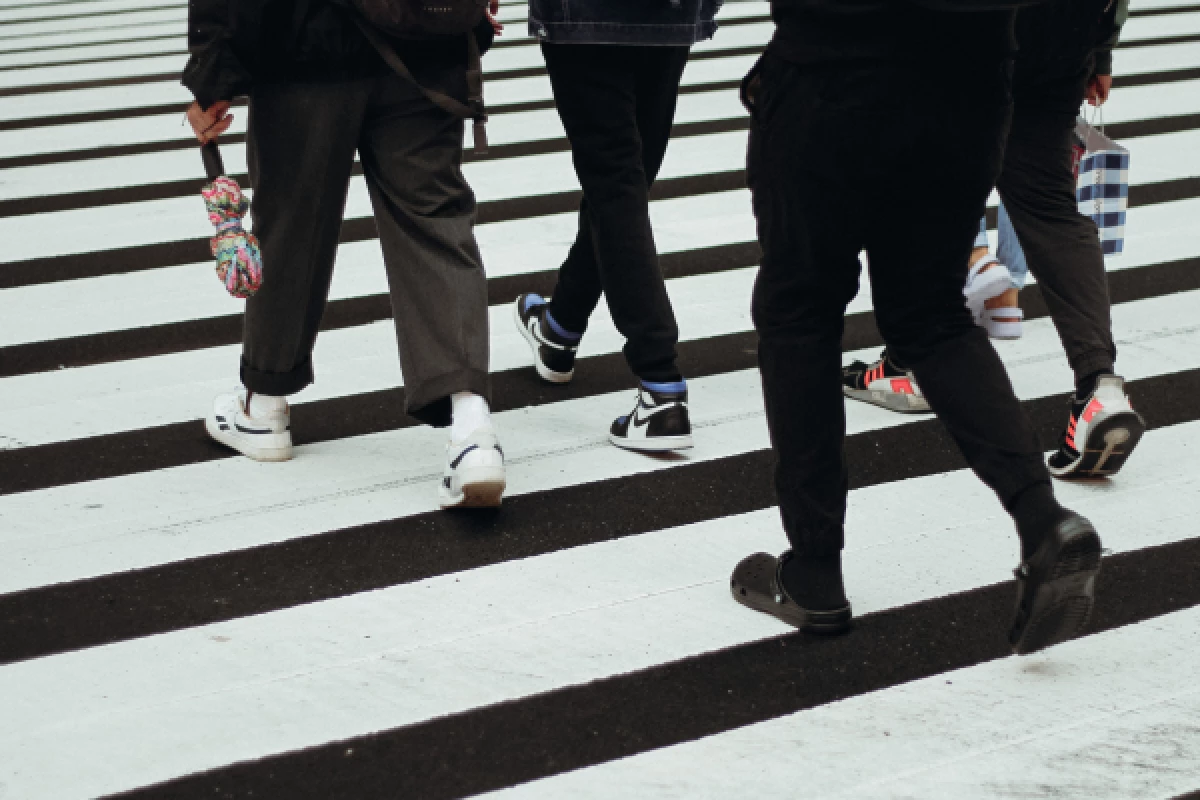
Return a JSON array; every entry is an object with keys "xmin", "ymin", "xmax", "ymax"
[{"xmin": 1, "ymin": 0, "xmax": 1199, "ymax": 797}]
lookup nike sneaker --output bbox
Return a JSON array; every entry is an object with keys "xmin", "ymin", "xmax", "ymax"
[
  {"xmin": 842, "ymin": 350, "xmax": 931, "ymax": 413},
  {"xmin": 1048, "ymin": 374, "xmax": 1145, "ymax": 479},
  {"xmin": 610, "ymin": 381, "xmax": 693, "ymax": 453},
  {"xmin": 440, "ymin": 427, "xmax": 506, "ymax": 508},
  {"xmin": 205, "ymin": 390, "xmax": 293, "ymax": 462},
  {"xmin": 513, "ymin": 293, "xmax": 579, "ymax": 384}
]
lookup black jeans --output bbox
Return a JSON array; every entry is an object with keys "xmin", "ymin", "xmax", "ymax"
[
  {"xmin": 541, "ymin": 43, "xmax": 689, "ymax": 384},
  {"xmin": 997, "ymin": 65, "xmax": 1117, "ymax": 385},
  {"xmin": 746, "ymin": 53, "xmax": 1051, "ymax": 557}
]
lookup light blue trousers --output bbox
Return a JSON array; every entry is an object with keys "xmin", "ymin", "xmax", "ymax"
[{"xmin": 974, "ymin": 202, "xmax": 1029, "ymax": 289}]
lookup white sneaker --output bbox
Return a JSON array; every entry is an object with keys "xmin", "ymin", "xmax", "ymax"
[
  {"xmin": 204, "ymin": 391, "xmax": 293, "ymax": 462},
  {"xmin": 440, "ymin": 427, "xmax": 506, "ymax": 508}
]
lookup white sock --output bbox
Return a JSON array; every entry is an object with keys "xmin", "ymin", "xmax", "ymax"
[
  {"xmin": 450, "ymin": 391, "xmax": 492, "ymax": 442},
  {"xmin": 246, "ymin": 390, "xmax": 287, "ymax": 418}
]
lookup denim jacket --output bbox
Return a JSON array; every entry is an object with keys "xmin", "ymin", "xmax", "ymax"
[{"xmin": 528, "ymin": 0, "xmax": 723, "ymax": 46}]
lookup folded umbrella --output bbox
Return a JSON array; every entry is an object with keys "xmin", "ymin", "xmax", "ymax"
[{"xmin": 200, "ymin": 141, "xmax": 263, "ymax": 298}]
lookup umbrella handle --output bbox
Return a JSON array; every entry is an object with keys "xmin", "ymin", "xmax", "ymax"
[{"xmin": 201, "ymin": 141, "xmax": 226, "ymax": 181}]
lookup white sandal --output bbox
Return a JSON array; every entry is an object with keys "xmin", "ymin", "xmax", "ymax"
[
  {"xmin": 963, "ymin": 254, "xmax": 1013, "ymax": 317},
  {"xmin": 981, "ymin": 306, "xmax": 1023, "ymax": 340}
]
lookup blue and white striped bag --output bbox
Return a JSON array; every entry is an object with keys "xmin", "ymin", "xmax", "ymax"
[{"xmin": 1075, "ymin": 116, "xmax": 1129, "ymax": 255}]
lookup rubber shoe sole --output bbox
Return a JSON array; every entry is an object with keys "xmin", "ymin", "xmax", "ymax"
[
  {"xmin": 512, "ymin": 301, "xmax": 573, "ymax": 385},
  {"xmin": 1009, "ymin": 516, "xmax": 1103, "ymax": 656},
  {"xmin": 609, "ymin": 432, "xmax": 693, "ymax": 453},
  {"xmin": 439, "ymin": 465, "xmax": 506, "ymax": 509},
  {"xmin": 204, "ymin": 415, "xmax": 293, "ymax": 462},
  {"xmin": 730, "ymin": 553, "xmax": 852, "ymax": 634},
  {"xmin": 843, "ymin": 385, "xmax": 932, "ymax": 414},
  {"xmin": 1050, "ymin": 410, "xmax": 1146, "ymax": 480}
]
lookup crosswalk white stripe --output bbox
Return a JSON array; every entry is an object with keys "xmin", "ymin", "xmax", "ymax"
[
  {"xmin": 0, "ymin": 7, "xmax": 186, "ymax": 39},
  {"xmin": 488, "ymin": 606, "xmax": 1200, "ymax": 800},
  {"xmin": 2, "ymin": 417, "xmax": 1195, "ymax": 800},
  {"xmin": 2, "ymin": 6, "xmax": 1195, "ymax": 126},
  {"xmin": 6, "ymin": 67, "xmax": 1200, "ymax": 208},
  {"xmin": 7, "ymin": 36, "xmax": 1197, "ymax": 162},
  {"xmin": 0, "ymin": 192, "xmax": 1194, "ymax": 449},
  {"xmin": 0, "ymin": 92, "xmax": 748, "ymax": 204},
  {"xmin": 3, "ymin": 69, "xmax": 1195, "ymax": 264},
  {"xmin": 2, "ymin": 287, "xmax": 1195, "ymax": 594},
  {"xmin": 0, "ymin": 170, "xmax": 1192, "ymax": 380},
  {"xmin": 0, "ymin": 2, "xmax": 768, "ymax": 68},
  {"xmin": 0, "ymin": 21, "xmax": 180, "ymax": 56},
  {"xmin": 0, "ymin": 15, "xmax": 774, "ymax": 85}
]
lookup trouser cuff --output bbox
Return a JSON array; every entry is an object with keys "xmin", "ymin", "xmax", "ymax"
[
  {"xmin": 1069, "ymin": 349, "xmax": 1116, "ymax": 390},
  {"xmin": 240, "ymin": 356, "xmax": 314, "ymax": 397},
  {"xmin": 406, "ymin": 368, "xmax": 492, "ymax": 428}
]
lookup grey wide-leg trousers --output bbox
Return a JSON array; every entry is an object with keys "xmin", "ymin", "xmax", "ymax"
[{"xmin": 241, "ymin": 72, "xmax": 490, "ymax": 426}]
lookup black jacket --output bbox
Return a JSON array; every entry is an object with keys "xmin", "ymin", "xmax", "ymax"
[
  {"xmin": 183, "ymin": 0, "xmax": 492, "ymax": 110},
  {"xmin": 767, "ymin": 0, "xmax": 1018, "ymax": 65}
]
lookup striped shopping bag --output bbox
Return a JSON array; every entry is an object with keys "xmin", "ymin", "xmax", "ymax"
[{"xmin": 1075, "ymin": 116, "xmax": 1130, "ymax": 255}]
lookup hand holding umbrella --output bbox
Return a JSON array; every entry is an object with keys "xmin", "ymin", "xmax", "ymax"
[{"xmin": 188, "ymin": 101, "xmax": 262, "ymax": 299}]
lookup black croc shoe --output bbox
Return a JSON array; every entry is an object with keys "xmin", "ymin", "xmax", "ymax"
[
  {"xmin": 730, "ymin": 551, "xmax": 852, "ymax": 634},
  {"xmin": 1009, "ymin": 512, "xmax": 1103, "ymax": 656}
]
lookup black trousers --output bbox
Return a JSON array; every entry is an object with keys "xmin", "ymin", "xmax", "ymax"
[
  {"xmin": 746, "ymin": 54, "xmax": 1051, "ymax": 557},
  {"xmin": 541, "ymin": 43, "xmax": 690, "ymax": 384},
  {"xmin": 997, "ymin": 64, "xmax": 1117, "ymax": 385}
]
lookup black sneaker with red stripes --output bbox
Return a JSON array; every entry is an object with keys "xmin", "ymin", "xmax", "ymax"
[
  {"xmin": 841, "ymin": 350, "xmax": 931, "ymax": 414},
  {"xmin": 1048, "ymin": 375, "xmax": 1145, "ymax": 479}
]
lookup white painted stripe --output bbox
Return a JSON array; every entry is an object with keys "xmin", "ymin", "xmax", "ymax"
[
  {"xmin": 0, "ymin": 192, "xmax": 1195, "ymax": 449},
  {"xmin": 6, "ymin": 9, "xmax": 1198, "ymax": 128},
  {"xmin": 0, "ymin": 159, "xmax": 1193, "ymax": 364},
  {"xmin": 0, "ymin": 18, "xmax": 774, "ymax": 89},
  {"xmin": 1, "ymin": 417, "xmax": 1196, "ymax": 800},
  {"xmin": 0, "ymin": 21, "xmax": 180, "ymax": 57},
  {"xmin": 0, "ymin": 8, "xmax": 186, "ymax": 40},
  {"xmin": 1, "ymin": 287, "xmax": 1195, "ymax": 593},
  {"xmin": 0, "ymin": 36, "xmax": 184, "ymax": 69},
  {"xmin": 490, "ymin": 607, "xmax": 1200, "ymax": 800},
  {"xmin": 0, "ymin": 264, "xmax": 764, "ymax": 446},
  {"xmin": 1122, "ymin": 10, "xmax": 1200, "ymax": 41},
  {"xmin": 7, "ymin": 75, "xmax": 1200, "ymax": 209},
  {"xmin": 0, "ymin": 0, "xmax": 180, "ymax": 23},
  {"xmin": 0, "ymin": 90, "xmax": 748, "ymax": 203},
  {"xmin": 3, "ymin": 66, "xmax": 1195, "ymax": 263}
]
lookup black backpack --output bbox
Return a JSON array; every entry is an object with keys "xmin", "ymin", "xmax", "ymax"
[{"xmin": 347, "ymin": 0, "xmax": 491, "ymax": 152}]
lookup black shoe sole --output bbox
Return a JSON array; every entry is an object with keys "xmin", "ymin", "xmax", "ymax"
[
  {"xmin": 1050, "ymin": 411, "xmax": 1145, "ymax": 480},
  {"xmin": 730, "ymin": 553, "xmax": 852, "ymax": 635},
  {"xmin": 1010, "ymin": 521, "xmax": 1103, "ymax": 656}
]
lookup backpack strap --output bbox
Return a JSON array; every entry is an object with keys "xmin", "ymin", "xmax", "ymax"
[{"xmin": 353, "ymin": 17, "xmax": 489, "ymax": 155}]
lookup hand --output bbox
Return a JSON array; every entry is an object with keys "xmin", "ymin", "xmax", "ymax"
[
  {"xmin": 1086, "ymin": 74, "xmax": 1113, "ymax": 106},
  {"xmin": 187, "ymin": 100, "xmax": 233, "ymax": 143},
  {"xmin": 487, "ymin": 0, "xmax": 503, "ymax": 35}
]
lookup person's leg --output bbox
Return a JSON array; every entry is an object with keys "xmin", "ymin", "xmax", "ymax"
[
  {"xmin": 997, "ymin": 74, "xmax": 1143, "ymax": 478},
  {"xmin": 996, "ymin": 94, "xmax": 1116, "ymax": 390},
  {"xmin": 357, "ymin": 74, "xmax": 491, "ymax": 422},
  {"xmin": 204, "ymin": 79, "xmax": 368, "ymax": 462},
  {"xmin": 865, "ymin": 61, "xmax": 1102, "ymax": 655},
  {"xmin": 240, "ymin": 80, "xmax": 368, "ymax": 397},
  {"xmin": 865, "ymin": 61, "xmax": 1055, "ymax": 539},
  {"xmin": 741, "ymin": 56, "xmax": 870, "ymax": 617},
  {"xmin": 541, "ymin": 42, "xmax": 682, "ymax": 384},
  {"xmin": 358, "ymin": 73, "xmax": 502, "ymax": 507}
]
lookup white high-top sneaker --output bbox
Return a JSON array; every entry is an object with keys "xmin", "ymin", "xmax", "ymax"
[
  {"xmin": 440, "ymin": 427, "xmax": 506, "ymax": 508},
  {"xmin": 205, "ymin": 391, "xmax": 293, "ymax": 462}
]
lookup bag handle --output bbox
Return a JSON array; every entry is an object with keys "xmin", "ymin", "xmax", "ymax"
[{"xmin": 354, "ymin": 17, "xmax": 489, "ymax": 154}]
